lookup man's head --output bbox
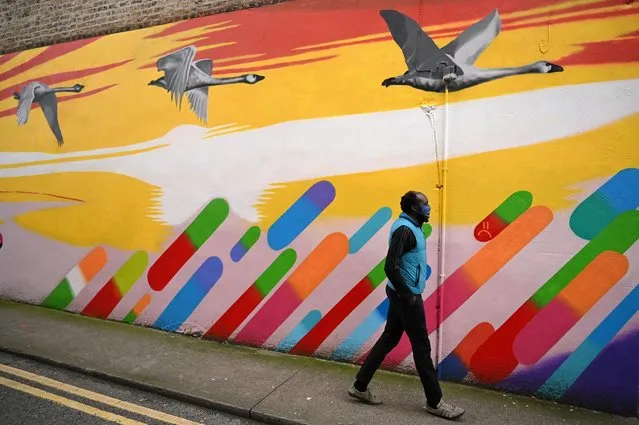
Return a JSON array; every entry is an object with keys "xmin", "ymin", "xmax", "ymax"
[{"xmin": 400, "ymin": 191, "xmax": 430, "ymax": 224}]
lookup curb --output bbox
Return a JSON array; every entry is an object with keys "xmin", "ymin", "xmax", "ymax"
[{"xmin": 0, "ymin": 345, "xmax": 307, "ymax": 425}]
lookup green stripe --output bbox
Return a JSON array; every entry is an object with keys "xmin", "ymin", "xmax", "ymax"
[
  {"xmin": 367, "ymin": 259, "xmax": 387, "ymax": 288},
  {"xmin": 531, "ymin": 210, "xmax": 639, "ymax": 307},
  {"xmin": 41, "ymin": 278, "xmax": 74, "ymax": 310},
  {"xmin": 240, "ymin": 226, "xmax": 261, "ymax": 249},
  {"xmin": 185, "ymin": 199, "xmax": 230, "ymax": 249},
  {"xmin": 122, "ymin": 310, "xmax": 137, "ymax": 324},
  {"xmin": 113, "ymin": 251, "xmax": 149, "ymax": 295},
  {"xmin": 254, "ymin": 249, "xmax": 297, "ymax": 297},
  {"xmin": 495, "ymin": 191, "xmax": 533, "ymax": 224}
]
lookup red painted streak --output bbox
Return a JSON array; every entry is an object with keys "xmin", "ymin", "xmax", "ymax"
[
  {"xmin": 81, "ymin": 279, "xmax": 122, "ymax": 319},
  {"xmin": 0, "ymin": 84, "xmax": 117, "ymax": 119},
  {"xmin": 141, "ymin": 0, "xmax": 559, "ymax": 71},
  {"xmin": 147, "ymin": 233, "xmax": 196, "ymax": 291},
  {"xmin": 469, "ymin": 300, "xmax": 540, "ymax": 383},
  {"xmin": 474, "ymin": 213, "xmax": 508, "ymax": 242},
  {"xmin": 215, "ymin": 55, "xmax": 338, "ymax": 75},
  {"xmin": 560, "ymin": 31, "xmax": 639, "ymax": 66},
  {"xmin": 0, "ymin": 38, "xmax": 99, "ymax": 82},
  {"xmin": 0, "ymin": 60, "xmax": 131, "ymax": 102},
  {"xmin": 0, "ymin": 52, "xmax": 20, "ymax": 67},
  {"xmin": 203, "ymin": 285, "xmax": 263, "ymax": 341},
  {"xmin": 291, "ymin": 278, "xmax": 374, "ymax": 356}
]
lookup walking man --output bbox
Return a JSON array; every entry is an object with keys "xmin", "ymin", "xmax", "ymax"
[{"xmin": 348, "ymin": 191, "xmax": 465, "ymax": 420}]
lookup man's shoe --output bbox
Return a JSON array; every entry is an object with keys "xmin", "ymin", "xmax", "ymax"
[
  {"xmin": 348, "ymin": 383, "xmax": 383, "ymax": 405},
  {"xmin": 425, "ymin": 400, "xmax": 465, "ymax": 419}
]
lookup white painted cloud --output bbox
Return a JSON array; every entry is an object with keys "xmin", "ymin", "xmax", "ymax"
[{"xmin": 1, "ymin": 79, "xmax": 637, "ymax": 224}]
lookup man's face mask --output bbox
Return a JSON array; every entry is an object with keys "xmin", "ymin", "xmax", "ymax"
[{"xmin": 417, "ymin": 204, "xmax": 431, "ymax": 222}]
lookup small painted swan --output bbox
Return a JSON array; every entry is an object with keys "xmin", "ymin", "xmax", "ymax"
[
  {"xmin": 380, "ymin": 9, "xmax": 564, "ymax": 93},
  {"xmin": 13, "ymin": 82, "xmax": 84, "ymax": 146},
  {"xmin": 149, "ymin": 45, "xmax": 265, "ymax": 123}
]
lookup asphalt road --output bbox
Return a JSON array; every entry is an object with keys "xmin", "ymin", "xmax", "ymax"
[{"xmin": 0, "ymin": 351, "xmax": 261, "ymax": 425}]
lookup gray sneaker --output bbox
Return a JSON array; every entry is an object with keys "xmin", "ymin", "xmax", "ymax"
[
  {"xmin": 348, "ymin": 383, "xmax": 383, "ymax": 405},
  {"xmin": 425, "ymin": 400, "xmax": 465, "ymax": 419}
]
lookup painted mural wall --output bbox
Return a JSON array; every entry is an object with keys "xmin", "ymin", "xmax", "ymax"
[{"xmin": 1, "ymin": 0, "xmax": 638, "ymax": 417}]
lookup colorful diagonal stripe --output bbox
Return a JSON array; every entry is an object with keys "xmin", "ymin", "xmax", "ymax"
[
  {"xmin": 154, "ymin": 257, "xmax": 224, "ymax": 332},
  {"xmin": 291, "ymin": 260, "xmax": 387, "ymax": 355},
  {"xmin": 514, "ymin": 251, "xmax": 628, "ymax": 365},
  {"xmin": 204, "ymin": 249, "xmax": 297, "ymax": 341},
  {"xmin": 349, "ymin": 207, "xmax": 392, "ymax": 254},
  {"xmin": 276, "ymin": 310, "xmax": 322, "ymax": 353},
  {"xmin": 233, "ymin": 232, "xmax": 349, "ymax": 347},
  {"xmin": 122, "ymin": 293, "xmax": 152, "ymax": 324},
  {"xmin": 470, "ymin": 210, "xmax": 639, "ymax": 383},
  {"xmin": 148, "ymin": 199, "xmax": 229, "ymax": 291},
  {"xmin": 537, "ymin": 284, "xmax": 639, "ymax": 399},
  {"xmin": 41, "ymin": 247, "xmax": 107, "ymax": 310},
  {"xmin": 230, "ymin": 226, "xmax": 261, "ymax": 262},
  {"xmin": 82, "ymin": 251, "xmax": 148, "ymax": 319},
  {"xmin": 267, "ymin": 181, "xmax": 335, "ymax": 250}
]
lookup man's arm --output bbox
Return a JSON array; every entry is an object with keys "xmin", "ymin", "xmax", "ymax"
[{"xmin": 384, "ymin": 225, "xmax": 417, "ymax": 299}]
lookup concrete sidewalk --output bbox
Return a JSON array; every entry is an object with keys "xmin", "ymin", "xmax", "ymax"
[{"xmin": 0, "ymin": 300, "xmax": 632, "ymax": 425}]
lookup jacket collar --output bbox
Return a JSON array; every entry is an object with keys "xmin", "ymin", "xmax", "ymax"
[{"xmin": 399, "ymin": 212, "xmax": 420, "ymax": 227}]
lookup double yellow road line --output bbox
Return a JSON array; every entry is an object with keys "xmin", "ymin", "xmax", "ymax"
[{"xmin": 0, "ymin": 363, "xmax": 203, "ymax": 425}]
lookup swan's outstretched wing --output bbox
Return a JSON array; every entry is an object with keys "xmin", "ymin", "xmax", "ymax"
[
  {"xmin": 442, "ymin": 9, "xmax": 501, "ymax": 65},
  {"xmin": 380, "ymin": 10, "xmax": 460, "ymax": 74},
  {"xmin": 186, "ymin": 88, "xmax": 208, "ymax": 124},
  {"xmin": 157, "ymin": 45, "xmax": 196, "ymax": 108},
  {"xmin": 193, "ymin": 59, "xmax": 213, "ymax": 76},
  {"xmin": 16, "ymin": 83, "xmax": 38, "ymax": 125},
  {"xmin": 39, "ymin": 92, "xmax": 64, "ymax": 146}
]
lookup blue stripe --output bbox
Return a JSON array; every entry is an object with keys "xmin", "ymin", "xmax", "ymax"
[
  {"xmin": 349, "ymin": 207, "xmax": 392, "ymax": 254},
  {"xmin": 332, "ymin": 299, "xmax": 389, "ymax": 361},
  {"xmin": 154, "ymin": 257, "xmax": 223, "ymax": 332},
  {"xmin": 276, "ymin": 310, "xmax": 322, "ymax": 352}
]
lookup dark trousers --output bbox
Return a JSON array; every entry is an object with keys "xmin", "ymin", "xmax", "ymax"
[{"xmin": 356, "ymin": 286, "xmax": 442, "ymax": 406}]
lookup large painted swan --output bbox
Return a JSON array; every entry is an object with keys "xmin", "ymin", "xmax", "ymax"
[
  {"xmin": 149, "ymin": 45, "xmax": 265, "ymax": 123},
  {"xmin": 380, "ymin": 9, "xmax": 564, "ymax": 93}
]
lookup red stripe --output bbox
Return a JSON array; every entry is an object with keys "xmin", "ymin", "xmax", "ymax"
[
  {"xmin": 291, "ymin": 278, "xmax": 374, "ymax": 356},
  {"xmin": 203, "ymin": 285, "xmax": 263, "ymax": 341},
  {"xmin": 142, "ymin": 0, "xmax": 560, "ymax": 71},
  {"xmin": 81, "ymin": 279, "xmax": 122, "ymax": 319},
  {"xmin": 0, "ymin": 38, "xmax": 99, "ymax": 82},
  {"xmin": 148, "ymin": 233, "xmax": 196, "ymax": 291},
  {"xmin": 0, "ymin": 52, "xmax": 20, "ymax": 67},
  {"xmin": 560, "ymin": 31, "xmax": 639, "ymax": 66},
  {"xmin": 469, "ymin": 300, "xmax": 540, "ymax": 383},
  {"xmin": 0, "ymin": 84, "xmax": 116, "ymax": 119},
  {"xmin": 0, "ymin": 60, "xmax": 131, "ymax": 102},
  {"xmin": 216, "ymin": 55, "xmax": 337, "ymax": 75}
]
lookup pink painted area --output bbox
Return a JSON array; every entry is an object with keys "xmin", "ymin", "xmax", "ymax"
[
  {"xmin": 513, "ymin": 299, "xmax": 577, "ymax": 365},
  {"xmin": 441, "ymin": 267, "xmax": 477, "ymax": 322},
  {"xmin": 233, "ymin": 282, "xmax": 300, "ymax": 346}
]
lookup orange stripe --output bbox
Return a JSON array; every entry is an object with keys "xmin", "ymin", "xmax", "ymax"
[
  {"xmin": 78, "ymin": 247, "xmax": 108, "ymax": 282},
  {"xmin": 561, "ymin": 251, "xmax": 629, "ymax": 316},
  {"xmin": 465, "ymin": 206, "xmax": 553, "ymax": 287},
  {"xmin": 288, "ymin": 233, "xmax": 349, "ymax": 299},
  {"xmin": 133, "ymin": 293, "xmax": 152, "ymax": 315}
]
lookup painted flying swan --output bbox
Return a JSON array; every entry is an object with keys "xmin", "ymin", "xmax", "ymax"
[
  {"xmin": 149, "ymin": 45, "xmax": 265, "ymax": 123},
  {"xmin": 13, "ymin": 82, "xmax": 85, "ymax": 146},
  {"xmin": 380, "ymin": 9, "xmax": 564, "ymax": 93}
]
